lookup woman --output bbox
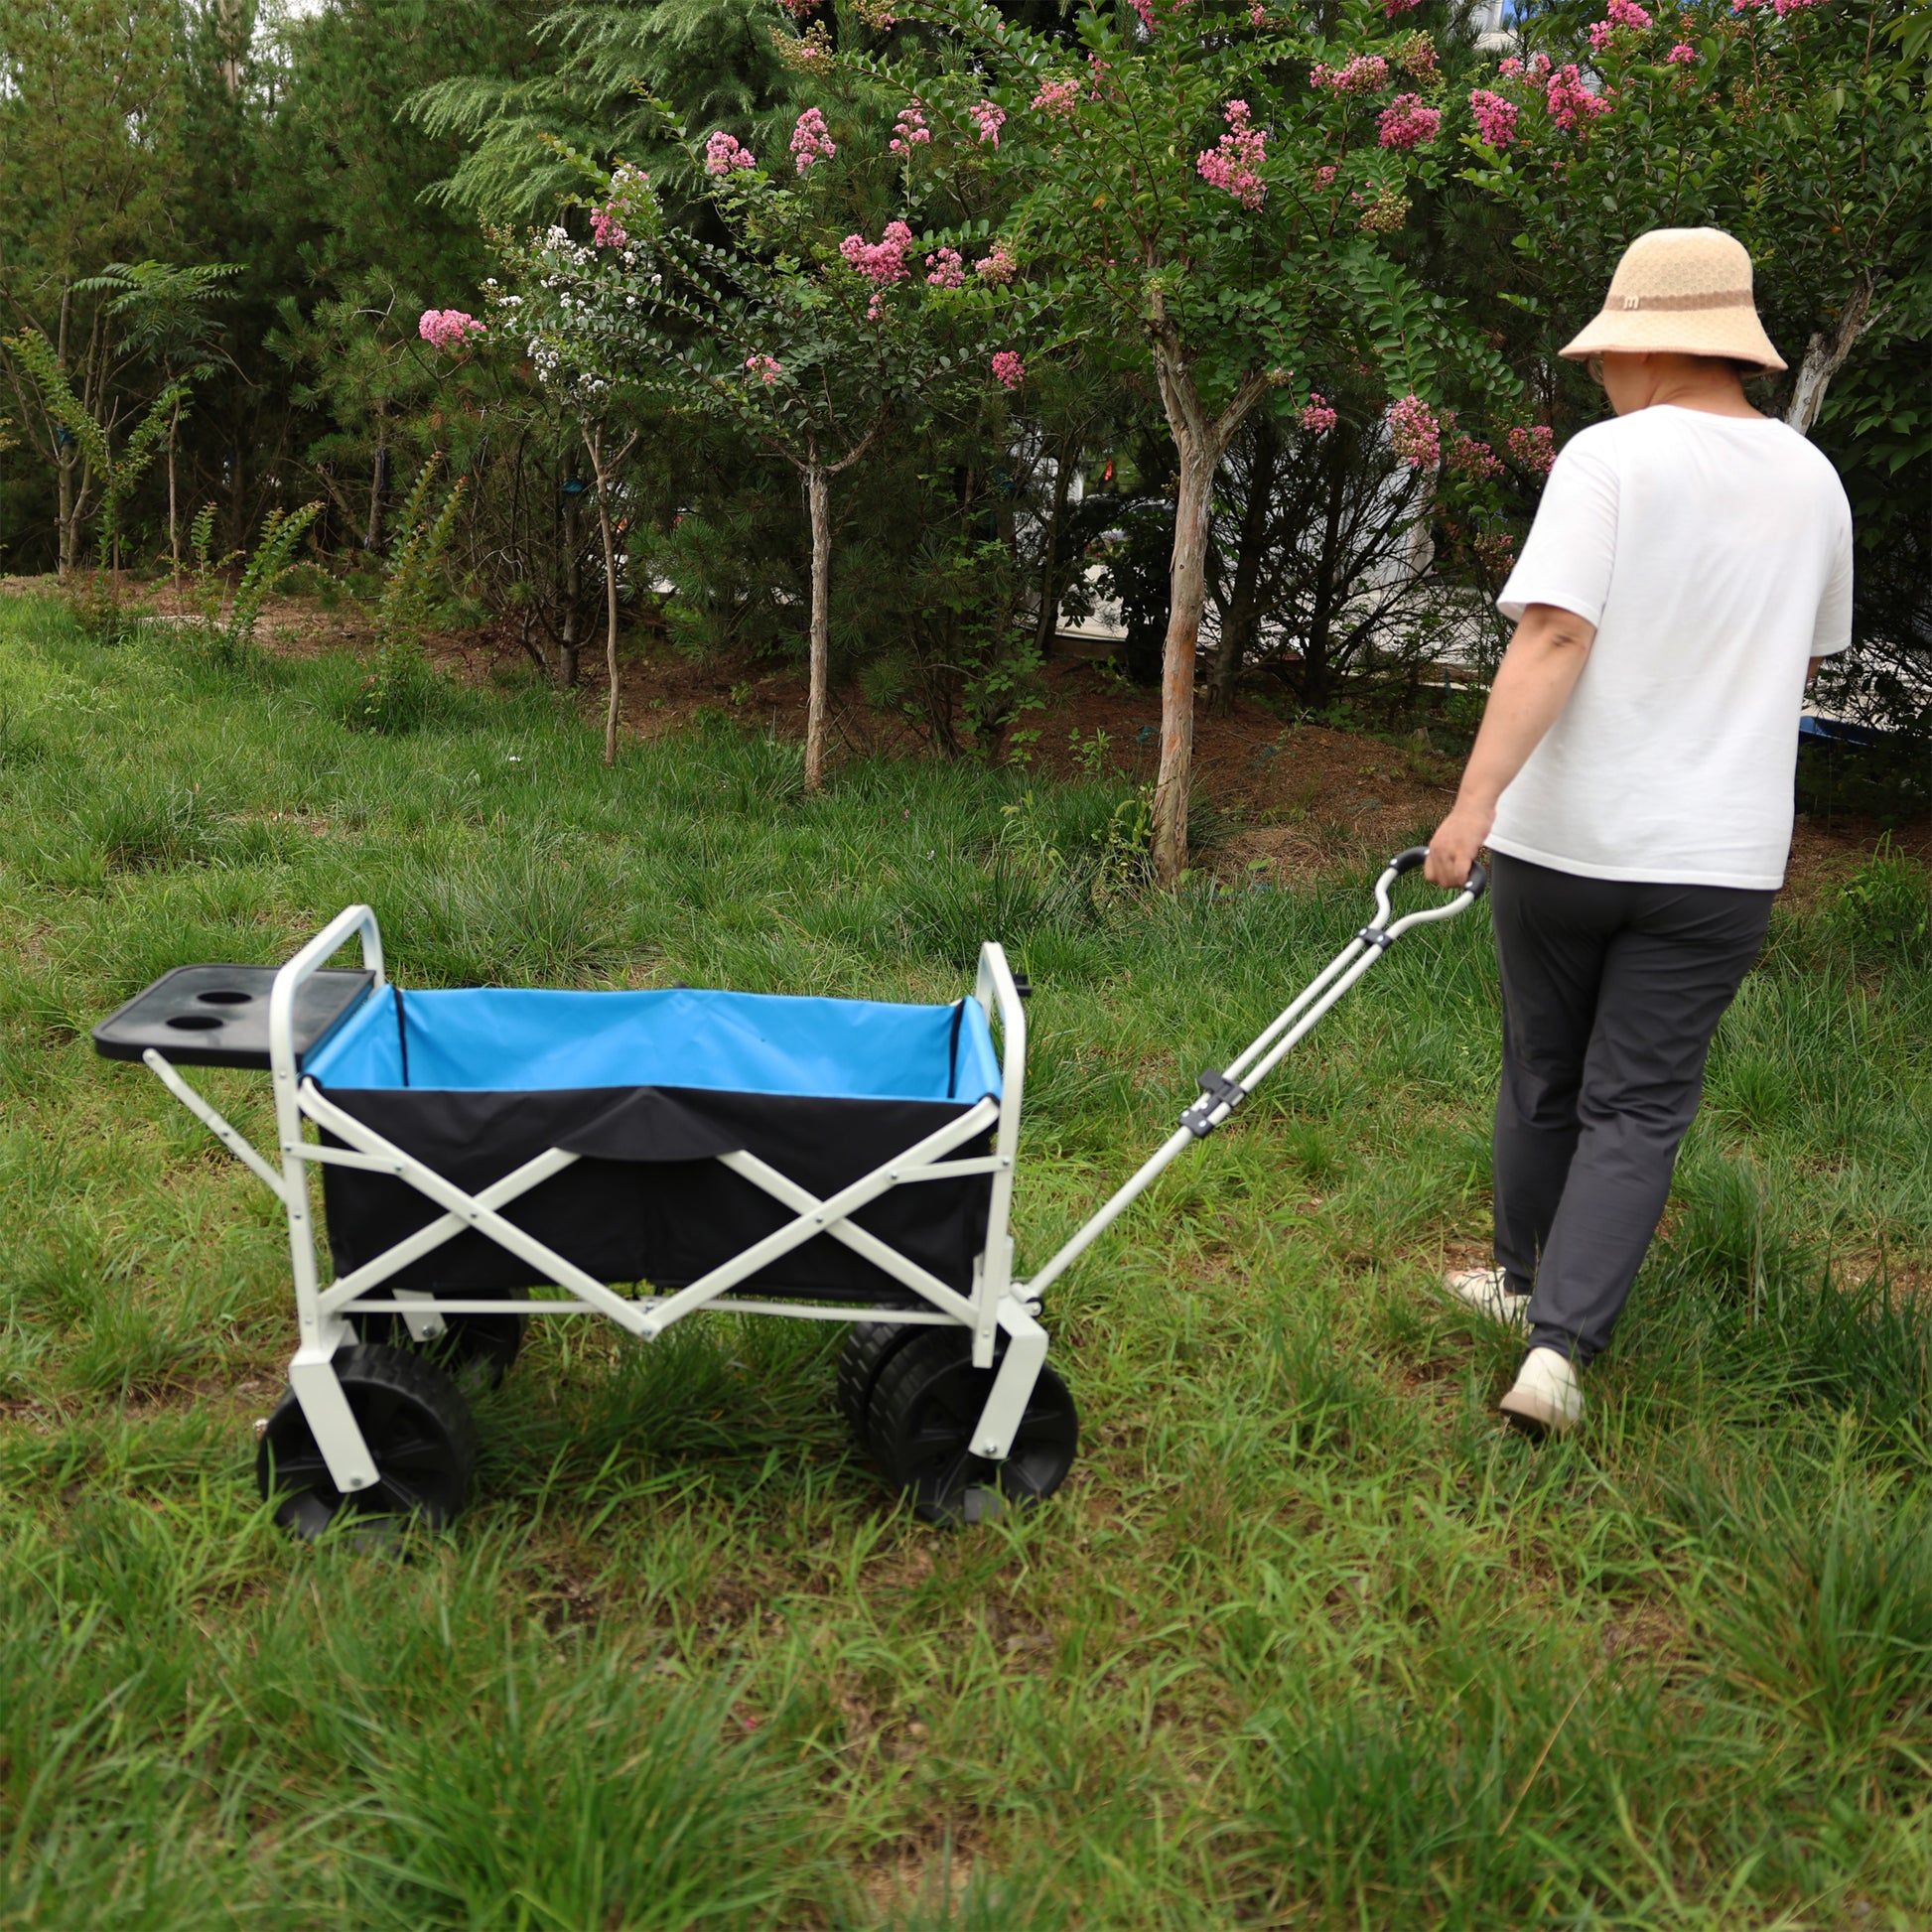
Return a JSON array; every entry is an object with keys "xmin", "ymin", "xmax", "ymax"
[{"xmin": 1425, "ymin": 226, "xmax": 1854, "ymax": 1436}]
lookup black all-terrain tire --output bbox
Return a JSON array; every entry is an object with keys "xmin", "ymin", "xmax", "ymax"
[
  {"xmin": 354, "ymin": 1290, "xmax": 528, "ymax": 1388},
  {"xmin": 836, "ymin": 1321, "xmax": 927, "ymax": 1449},
  {"xmin": 255, "ymin": 1343, "xmax": 479, "ymax": 1539},
  {"xmin": 867, "ymin": 1328, "xmax": 1078, "ymax": 1525}
]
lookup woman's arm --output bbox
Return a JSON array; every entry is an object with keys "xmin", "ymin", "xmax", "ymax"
[{"xmin": 1424, "ymin": 604, "xmax": 1598, "ymax": 890}]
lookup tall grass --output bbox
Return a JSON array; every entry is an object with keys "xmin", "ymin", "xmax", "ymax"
[{"xmin": 0, "ymin": 594, "xmax": 1928, "ymax": 1926}]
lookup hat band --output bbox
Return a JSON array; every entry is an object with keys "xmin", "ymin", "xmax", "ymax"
[{"xmin": 1601, "ymin": 288, "xmax": 1755, "ymax": 315}]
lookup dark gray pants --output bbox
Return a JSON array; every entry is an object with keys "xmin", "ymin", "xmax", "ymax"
[{"xmin": 1489, "ymin": 854, "xmax": 1774, "ymax": 1365}]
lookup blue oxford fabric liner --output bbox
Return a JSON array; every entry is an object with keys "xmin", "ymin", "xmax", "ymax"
[
  {"xmin": 307, "ymin": 986, "xmax": 1002, "ymax": 1104},
  {"xmin": 310, "ymin": 986, "xmax": 1003, "ymax": 1304}
]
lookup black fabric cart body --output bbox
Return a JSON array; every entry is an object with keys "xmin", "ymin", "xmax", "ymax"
[{"xmin": 102, "ymin": 906, "xmax": 1039, "ymax": 1507}]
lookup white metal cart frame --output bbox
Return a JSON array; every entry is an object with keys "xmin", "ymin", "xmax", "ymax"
[
  {"xmin": 130, "ymin": 847, "xmax": 1482, "ymax": 1512},
  {"xmin": 141, "ymin": 904, "xmax": 1042, "ymax": 1500}
]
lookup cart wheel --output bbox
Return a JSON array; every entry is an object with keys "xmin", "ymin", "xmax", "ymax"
[
  {"xmin": 836, "ymin": 1321, "xmax": 927, "ymax": 1449},
  {"xmin": 355, "ymin": 1291, "xmax": 527, "ymax": 1388},
  {"xmin": 867, "ymin": 1329, "xmax": 1078, "ymax": 1526},
  {"xmin": 256, "ymin": 1344, "xmax": 478, "ymax": 1540}
]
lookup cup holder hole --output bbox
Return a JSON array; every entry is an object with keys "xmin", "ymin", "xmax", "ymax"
[
  {"xmin": 196, "ymin": 990, "xmax": 254, "ymax": 1006},
  {"xmin": 166, "ymin": 1014, "xmax": 225, "ymax": 1032}
]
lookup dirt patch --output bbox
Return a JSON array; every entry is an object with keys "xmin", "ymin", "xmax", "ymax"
[{"xmin": 16, "ymin": 573, "xmax": 1922, "ymax": 883}]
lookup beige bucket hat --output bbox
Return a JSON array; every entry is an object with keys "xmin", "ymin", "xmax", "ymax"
[{"xmin": 1560, "ymin": 226, "xmax": 1786, "ymax": 372}]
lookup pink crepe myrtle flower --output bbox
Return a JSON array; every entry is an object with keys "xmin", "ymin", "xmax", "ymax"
[
  {"xmin": 590, "ymin": 205, "xmax": 628, "ymax": 248},
  {"xmin": 1384, "ymin": 0, "xmax": 1422, "ymax": 14},
  {"xmin": 1313, "ymin": 163, "xmax": 1339, "ymax": 186},
  {"xmin": 1507, "ymin": 424, "xmax": 1556, "ymax": 476},
  {"xmin": 992, "ymin": 350, "xmax": 1026, "ymax": 390},
  {"xmin": 1475, "ymin": 529, "xmax": 1517, "ymax": 575},
  {"xmin": 1033, "ymin": 77, "xmax": 1080, "ymax": 114},
  {"xmin": 1311, "ymin": 54, "xmax": 1391, "ymax": 95},
  {"xmin": 1300, "ymin": 393, "xmax": 1338, "ymax": 434},
  {"xmin": 790, "ymin": 107, "xmax": 836, "ymax": 174},
  {"xmin": 840, "ymin": 220, "xmax": 913, "ymax": 285},
  {"xmin": 705, "ymin": 131, "xmax": 757, "ymax": 176},
  {"xmin": 972, "ymin": 99, "xmax": 1005, "ymax": 146},
  {"xmin": 1196, "ymin": 99, "xmax": 1268, "ymax": 208},
  {"xmin": 1770, "ymin": 0, "xmax": 1820, "ymax": 14},
  {"xmin": 1447, "ymin": 434, "xmax": 1502, "ymax": 480},
  {"xmin": 925, "ymin": 247, "xmax": 965, "ymax": 288},
  {"xmin": 1587, "ymin": 0, "xmax": 1652, "ymax": 49},
  {"xmin": 1250, "ymin": 4, "xmax": 1264, "ymax": 20},
  {"xmin": 1469, "ymin": 88, "xmax": 1519, "ymax": 146},
  {"xmin": 1354, "ymin": 182, "xmax": 1409, "ymax": 232},
  {"xmin": 1387, "ymin": 393, "xmax": 1443, "ymax": 471},
  {"xmin": 1667, "ymin": 40, "xmax": 1698, "ymax": 62},
  {"xmin": 745, "ymin": 354, "xmax": 782, "ymax": 385},
  {"xmin": 1545, "ymin": 65, "xmax": 1608, "ymax": 130},
  {"xmin": 778, "ymin": 0, "xmax": 821, "ymax": 15},
  {"xmin": 1377, "ymin": 94, "xmax": 1442, "ymax": 150},
  {"xmin": 840, "ymin": 219, "xmax": 912, "ymax": 317},
  {"xmin": 890, "ymin": 98, "xmax": 931, "ymax": 155},
  {"xmin": 1129, "ymin": 0, "xmax": 1155, "ymax": 30},
  {"xmin": 419, "ymin": 309, "xmax": 484, "ymax": 349},
  {"xmin": 1392, "ymin": 30, "xmax": 1440, "ymax": 79},
  {"xmin": 975, "ymin": 245, "xmax": 1017, "ymax": 284}
]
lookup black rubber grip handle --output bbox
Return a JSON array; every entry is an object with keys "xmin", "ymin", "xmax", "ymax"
[{"xmin": 1389, "ymin": 846, "xmax": 1488, "ymax": 899}]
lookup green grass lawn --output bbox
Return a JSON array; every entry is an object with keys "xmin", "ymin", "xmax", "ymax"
[{"xmin": 2, "ymin": 593, "xmax": 1930, "ymax": 1930}]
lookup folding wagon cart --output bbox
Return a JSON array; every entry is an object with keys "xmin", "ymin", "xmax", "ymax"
[{"xmin": 93, "ymin": 848, "xmax": 1483, "ymax": 1536}]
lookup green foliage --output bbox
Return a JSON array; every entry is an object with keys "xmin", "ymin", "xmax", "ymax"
[
  {"xmin": 10, "ymin": 326, "xmax": 189, "ymax": 572},
  {"xmin": 189, "ymin": 498, "xmax": 327, "ymax": 669},
  {"xmin": 409, "ymin": 0, "xmax": 794, "ymax": 224},
  {"xmin": 75, "ymin": 259, "xmax": 240, "ymax": 376},
  {"xmin": 1822, "ymin": 840, "xmax": 1932, "ymax": 965},
  {"xmin": 359, "ymin": 457, "xmax": 468, "ymax": 733}
]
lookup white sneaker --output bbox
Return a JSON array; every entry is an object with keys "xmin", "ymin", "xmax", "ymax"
[
  {"xmin": 1444, "ymin": 1267, "xmax": 1530, "ymax": 1328},
  {"xmin": 1499, "ymin": 1347, "xmax": 1585, "ymax": 1437}
]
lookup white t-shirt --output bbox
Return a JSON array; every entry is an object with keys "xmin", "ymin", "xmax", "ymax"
[{"xmin": 1492, "ymin": 405, "xmax": 1853, "ymax": 890}]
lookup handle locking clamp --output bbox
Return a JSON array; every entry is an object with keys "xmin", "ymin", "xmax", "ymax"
[{"xmin": 1180, "ymin": 1066, "xmax": 1248, "ymax": 1139}]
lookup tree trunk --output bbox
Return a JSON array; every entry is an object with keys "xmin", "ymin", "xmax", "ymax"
[
  {"xmin": 52, "ymin": 284, "xmax": 76, "ymax": 574},
  {"xmin": 1785, "ymin": 274, "xmax": 1876, "ymax": 437},
  {"xmin": 363, "ymin": 420, "xmax": 387, "ymax": 553},
  {"xmin": 1207, "ymin": 418, "xmax": 1278, "ymax": 716},
  {"xmin": 1146, "ymin": 331, "xmax": 1274, "ymax": 887},
  {"xmin": 558, "ymin": 474, "xmax": 583, "ymax": 690},
  {"xmin": 167, "ymin": 397, "xmax": 182, "ymax": 578},
  {"xmin": 1151, "ymin": 446, "xmax": 1218, "ymax": 886},
  {"xmin": 583, "ymin": 425, "xmax": 634, "ymax": 766},
  {"xmin": 597, "ymin": 484, "xmax": 622, "ymax": 766},
  {"xmin": 804, "ymin": 461, "xmax": 831, "ymax": 792},
  {"xmin": 1300, "ymin": 446, "xmax": 1348, "ymax": 705},
  {"xmin": 1034, "ymin": 436, "xmax": 1075, "ymax": 659}
]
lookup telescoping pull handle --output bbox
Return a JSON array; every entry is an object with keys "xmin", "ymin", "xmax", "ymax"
[
  {"xmin": 1387, "ymin": 844, "xmax": 1488, "ymax": 901},
  {"xmin": 1028, "ymin": 834, "xmax": 1491, "ymax": 1298},
  {"xmin": 1359, "ymin": 847, "xmax": 1486, "ymax": 952},
  {"xmin": 1021, "ymin": 837, "xmax": 1490, "ymax": 1302}
]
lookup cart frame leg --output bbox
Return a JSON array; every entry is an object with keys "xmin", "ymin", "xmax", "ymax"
[
  {"xmin": 967, "ymin": 1300, "xmax": 1049, "ymax": 1460},
  {"xmin": 270, "ymin": 906, "xmax": 390, "ymax": 1493},
  {"xmin": 286, "ymin": 1346, "xmax": 379, "ymax": 1494}
]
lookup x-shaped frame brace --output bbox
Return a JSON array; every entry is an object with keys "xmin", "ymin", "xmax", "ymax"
[{"xmin": 297, "ymin": 1080, "xmax": 1005, "ymax": 1337}]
